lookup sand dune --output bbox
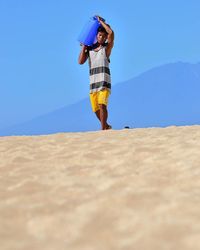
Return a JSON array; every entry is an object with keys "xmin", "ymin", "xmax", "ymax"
[{"xmin": 1, "ymin": 125, "xmax": 200, "ymax": 250}]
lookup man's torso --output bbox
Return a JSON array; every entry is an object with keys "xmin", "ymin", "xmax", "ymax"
[{"xmin": 88, "ymin": 44, "xmax": 111, "ymax": 94}]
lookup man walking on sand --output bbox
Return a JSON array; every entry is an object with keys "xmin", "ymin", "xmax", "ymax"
[{"xmin": 78, "ymin": 16, "xmax": 114, "ymax": 130}]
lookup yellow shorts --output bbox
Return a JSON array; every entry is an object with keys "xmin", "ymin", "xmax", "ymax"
[{"xmin": 89, "ymin": 89, "xmax": 110, "ymax": 112}]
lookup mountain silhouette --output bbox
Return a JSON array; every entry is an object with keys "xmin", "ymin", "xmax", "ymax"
[{"xmin": 1, "ymin": 62, "xmax": 200, "ymax": 136}]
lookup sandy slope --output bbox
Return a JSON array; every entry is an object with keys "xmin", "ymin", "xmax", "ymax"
[{"xmin": 1, "ymin": 126, "xmax": 200, "ymax": 250}]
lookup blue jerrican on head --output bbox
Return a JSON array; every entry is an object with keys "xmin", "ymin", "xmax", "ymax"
[{"xmin": 78, "ymin": 16, "xmax": 105, "ymax": 46}]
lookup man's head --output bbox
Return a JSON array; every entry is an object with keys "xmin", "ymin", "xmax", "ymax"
[{"xmin": 97, "ymin": 26, "xmax": 108, "ymax": 45}]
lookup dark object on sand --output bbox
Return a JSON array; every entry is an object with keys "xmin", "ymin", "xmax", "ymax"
[{"xmin": 124, "ymin": 126, "xmax": 130, "ymax": 129}]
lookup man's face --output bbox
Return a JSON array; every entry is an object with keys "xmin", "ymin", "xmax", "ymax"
[{"xmin": 97, "ymin": 31, "xmax": 107, "ymax": 44}]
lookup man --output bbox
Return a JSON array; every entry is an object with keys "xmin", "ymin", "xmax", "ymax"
[{"xmin": 78, "ymin": 16, "xmax": 114, "ymax": 130}]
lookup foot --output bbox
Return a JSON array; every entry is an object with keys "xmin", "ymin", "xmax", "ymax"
[{"xmin": 106, "ymin": 124, "xmax": 112, "ymax": 130}]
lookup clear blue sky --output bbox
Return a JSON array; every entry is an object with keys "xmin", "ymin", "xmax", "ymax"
[{"xmin": 0, "ymin": 0, "xmax": 200, "ymax": 129}]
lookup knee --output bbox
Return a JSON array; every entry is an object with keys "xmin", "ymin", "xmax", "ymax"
[{"xmin": 99, "ymin": 104, "xmax": 106, "ymax": 110}]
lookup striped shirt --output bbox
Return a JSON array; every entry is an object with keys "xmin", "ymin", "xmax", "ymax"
[{"xmin": 88, "ymin": 44, "xmax": 111, "ymax": 93}]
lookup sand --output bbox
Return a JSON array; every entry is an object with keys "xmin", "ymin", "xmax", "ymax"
[{"xmin": 1, "ymin": 125, "xmax": 200, "ymax": 250}]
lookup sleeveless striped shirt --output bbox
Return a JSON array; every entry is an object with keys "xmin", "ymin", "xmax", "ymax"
[{"xmin": 88, "ymin": 44, "xmax": 111, "ymax": 93}]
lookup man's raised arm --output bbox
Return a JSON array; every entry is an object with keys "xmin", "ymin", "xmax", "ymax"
[{"xmin": 96, "ymin": 16, "xmax": 114, "ymax": 57}]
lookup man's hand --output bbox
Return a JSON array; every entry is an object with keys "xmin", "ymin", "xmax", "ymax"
[
  {"xmin": 96, "ymin": 15, "xmax": 105, "ymax": 23},
  {"xmin": 80, "ymin": 43, "xmax": 88, "ymax": 49}
]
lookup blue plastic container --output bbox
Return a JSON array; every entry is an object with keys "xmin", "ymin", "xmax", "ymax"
[{"xmin": 78, "ymin": 16, "xmax": 104, "ymax": 46}]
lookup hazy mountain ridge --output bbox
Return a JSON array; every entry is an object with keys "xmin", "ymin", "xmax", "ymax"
[{"xmin": 1, "ymin": 62, "xmax": 200, "ymax": 136}]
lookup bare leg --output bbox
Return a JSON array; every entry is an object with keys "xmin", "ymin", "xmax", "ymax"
[
  {"xmin": 95, "ymin": 110, "xmax": 102, "ymax": 123},
  {"xmin": 95, "ymin": 108, "xmax": 112, "ymax": 130},
  {"xmin": 99, "ymin": 104, "xmax": 111, "ymax": 130},
  {"xmin": 95, "ymin": 110, "xmax": 101, "ymax": 121}
]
